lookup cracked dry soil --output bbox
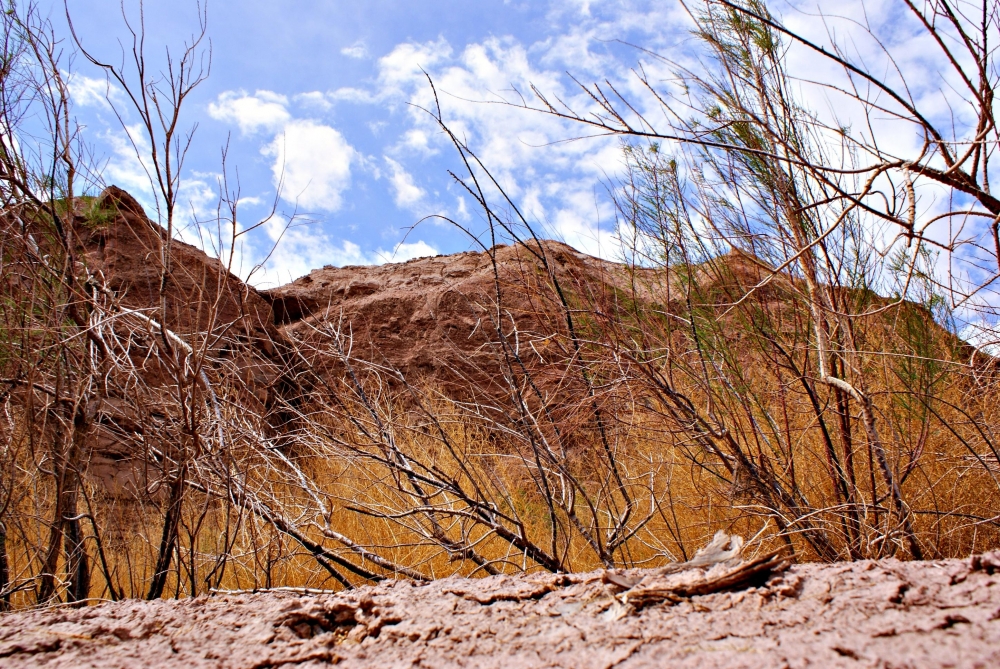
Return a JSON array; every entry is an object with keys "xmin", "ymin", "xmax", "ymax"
[{"xmin": 3, "ymin": 553, "xmax": 1000, "ymax": 668}]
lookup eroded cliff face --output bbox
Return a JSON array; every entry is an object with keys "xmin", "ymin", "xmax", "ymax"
[
  {"xmin": 78, "ymin": 187, "xmax": 845, "ymax": 409},
  {"xmin": 261, "ymin": 239, "xmax": 652, "ymax": 394},
  {"xmin": 84, "ymin": 189, "xmax": 656, "ymax": 398},
  {"xmin": 2, "ymin": 552, "xmax": 1000, "ymax": 668},
  {"xmin": 80, "ymin": 186, "xmax": 277, "ymax": 343},
  {"xmin": 69, "ymin": 191, "xmax": 641, "ymax": 494},
  {"xmin": 61, "ymin": 187, "xmax": 291, "ymax": 497}
]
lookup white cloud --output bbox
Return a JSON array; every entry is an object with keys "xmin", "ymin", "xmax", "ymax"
[
  {"xmin": 341, "ymin": 41, "xmax": 369, "ymax": 59},
  {"xmin": 264, "ymin": 120, "xmax": 356, "ymax": 212},
  {"xmin": 102, "ymin": 124, "xmax": 155, "ymax": 204},
  {"xmin": 360, "ymin": 30, "xmax": 650, "ymax": 255},
  {"xmin": 329, "ymin": 87, "xmax": 377, "ymax": 104},
  {"xmin": 246, "ymin": 214, "xmax": 438, "ymax": 288},
  {"xmin": 208, "ymin": 90, "xmax": 360, "ymax": 214},
  {"xmin": 237, "ymin": 195, "xmax": 265, "ymax": 208},
  {"xmin": 375, "ymin": 240, "xmax": 439, "ymax": 263},
  {"xmin": 249, "ymin": 218, "xmax": 361, "ymax": 286},
  {"xmin": 397, "ymin": 129, "xmax": 436, "ymax": 156},
  {"xmin": 376, "ymin": 38, "xmax": 453, "ymax": 100},
  {"xmin": 455, "ymin": 196, "xmax": 470, "ymax": 222},
  {"xmin": 384, "ymin": 157, "xmax": 426, "ymax": 209},
  {"xmin": 208, "ymin": 90, "xmax": 291, "ymax": 135},
  {"xmin": 295, "ymin": 91, "xmax": 333, "ymax": 111},
  {"xmin": 68, "ymin": 73, "xmax": 122, "ymax": 109},
  {"xmin": 173, "ymin": 176, "xmax": 231, "ymax": 252}
]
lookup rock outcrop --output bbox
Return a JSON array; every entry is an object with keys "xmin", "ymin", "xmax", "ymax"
[{"xmin": 261, "ymin": 239, "xmax": 648, "ymax": 395}]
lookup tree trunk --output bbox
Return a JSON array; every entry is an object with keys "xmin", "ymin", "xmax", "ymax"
[
  {"xmin": 147, "ymin": 470, "xmax": 185, "ymax": 600},
  {"xmin": 0, "ymin": 521, "xmax": 10, "ymax": 610},
  {"xmin": 37, "ymin": 462, "xmax": 68, "ymax": 604},
  {"xmin": 38, "ymin": 416, "xmax": 92, "ymax": 604},
  {"xmin": 63, "ymin": 488, "xmax": 90, "ymax": 604}
]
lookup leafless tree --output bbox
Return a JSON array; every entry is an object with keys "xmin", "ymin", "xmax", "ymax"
[
  {"xmin": 4, "ymin": 0, "xmax": 1000, "ymax": 611},
  {"xmin": 464, "ymin": 0, "xmax": 1000, "ymax": 559}
]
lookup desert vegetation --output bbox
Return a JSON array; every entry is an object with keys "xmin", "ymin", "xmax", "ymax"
[{"xmin": 1, "ymin": 0, "xmax": 999, "ymax": 610}]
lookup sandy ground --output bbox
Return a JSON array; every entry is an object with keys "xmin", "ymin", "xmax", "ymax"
[{"xmin": 3, "ymin": 551, "xmax": 1000, "ymax": 668}]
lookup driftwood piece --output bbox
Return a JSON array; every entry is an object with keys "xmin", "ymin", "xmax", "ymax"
[
  {"xmin": 623, "ymin": 550, "xmax": 789, "ymax": 608},
  {"xmin": 601, "ymin": 532, "xmax": 790, "ymax": 612}
]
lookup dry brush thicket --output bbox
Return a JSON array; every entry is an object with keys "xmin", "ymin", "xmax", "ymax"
[{"xmin": 2, "ymin": 0, "xmax": 1000, "ymax": 610}]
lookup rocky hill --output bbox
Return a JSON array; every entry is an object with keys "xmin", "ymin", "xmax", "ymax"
[
  {"xmin": 261, "ymin": 238, "xmax": 656, "ymax": 397},
  {"xmin": 85, "ymin": 187, "xmax": 651, "ymax": 398},
  {"xmin": 70, "ymin": 186, "xmax": 979, "ymax": 499},
  {"xmin": 66, "ymin": 188, "xmax": 657, "ymax": 494},
  {"xmin": 8, "ymin": 184, "xmax": 992, "ymax": 611}
]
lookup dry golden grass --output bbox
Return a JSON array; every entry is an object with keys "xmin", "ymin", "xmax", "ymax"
[{"xmin": 2, "ymin": 349, "xmax": 998, "ymax": 610}]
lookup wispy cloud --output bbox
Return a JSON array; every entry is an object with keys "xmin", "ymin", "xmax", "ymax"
[
  {"xmin": 208, "ymin": 90, "xmax": 292, "ymax": 135},
  {"xmin": 247, "ymin": 215, "xmax": 438, "ymax": 288},
  {"xmin": 294, "ymin": 91, "xmax": 333, "ymax": 111},
  {"xmin": 384, "ymin": 157, "xmax": 426, "ymax": 209},
  {"xmin": 67, "ymin": 73, "xmax": 123, "ymax": 109},
  {"xmin": 341, "ymin": 41, "xmax": 369, "ymax": 59}
]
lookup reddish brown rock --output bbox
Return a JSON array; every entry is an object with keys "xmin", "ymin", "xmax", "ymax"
[
  {"xmin": 262, "ymin": 239, "xmax": 642, "ymax": 393},
  {"xmin": 79, "ymin": 186, "xmax": 278, "ymax": 344},
  {"xmin": 66, "ymin": 187, "xmax": 292, "ymax": 493}
]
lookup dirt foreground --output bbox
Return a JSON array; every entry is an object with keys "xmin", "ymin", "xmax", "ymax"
[{"xmin": 3, "ymin": 551, "xmax": 1000, "ymax": 668}]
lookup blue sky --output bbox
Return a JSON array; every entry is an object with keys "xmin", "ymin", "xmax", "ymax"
[
  {"xmin": 51, "ymin": 0, "xmax": 688, "ymax": 287},
  {"xmin": 42, "ymin": 0, "xmax": 1000, "ymax": 351}
]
